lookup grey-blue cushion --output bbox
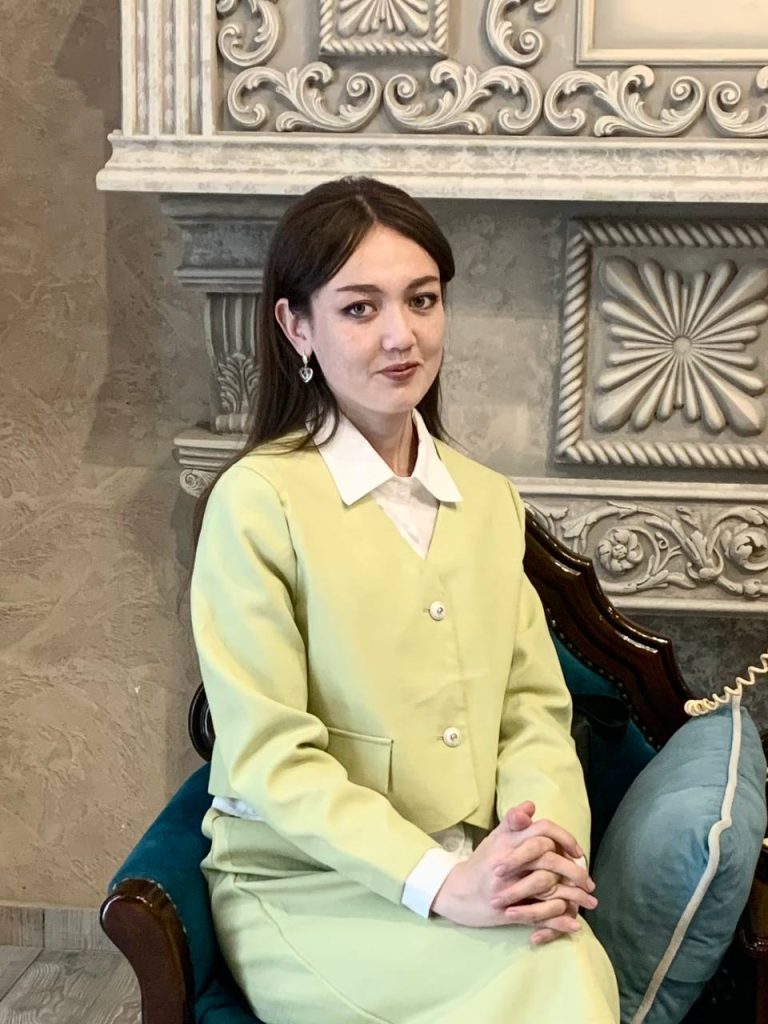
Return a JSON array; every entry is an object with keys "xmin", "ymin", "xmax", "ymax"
[{"xmin": 586, "ymin": 701, "xmax": 767, "ymax": 1024}]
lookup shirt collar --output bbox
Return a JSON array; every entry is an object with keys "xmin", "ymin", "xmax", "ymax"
[{"xmin": 312, "ymin": 408, "xmax": 463, "ymax": 507}]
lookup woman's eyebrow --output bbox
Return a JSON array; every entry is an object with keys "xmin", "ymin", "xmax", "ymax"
[{"xmin": 334, "ymin": 275, "xmax": 440, "ymax": 294}]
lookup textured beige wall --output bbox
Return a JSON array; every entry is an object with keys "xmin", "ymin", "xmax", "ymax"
[{"xmin": 0, "ymin": 0, "xmax": 207, "ymax": 906}]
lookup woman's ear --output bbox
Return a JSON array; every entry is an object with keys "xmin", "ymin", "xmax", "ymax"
[{"xmin": 275, "ymin": 298, "xmax": 310, "ymax": 356}]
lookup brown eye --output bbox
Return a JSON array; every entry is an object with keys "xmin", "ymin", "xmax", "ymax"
[{"xmin": 411, "ymin": 292, "xmax": 439, "ymax": 310}]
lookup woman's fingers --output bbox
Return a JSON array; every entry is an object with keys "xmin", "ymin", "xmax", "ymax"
[
  {"xmin": 530, "ymin": 915, "xmax": 581, "ymax": 943},
  {"xmin": 530, "ymin": 901, "xmax": 582, "ymax": 944},
  {"xmin": 503, "ymin": 897, "xmax": 570, "ymax": 924},
  {"xmin": 518, "ymin": 818, "xmax": 584, "ymax": 859},
  {"xmin": 490, "ymin": 868, "xmax": 560, "ymax": 907},
  {"xmin": 494, "ymin": 846, "xmax": 594, "ymax": 892},
  {"xmin": 498, "ymin": 802, "xmax": 536, "ymax": 832},
  {"xmin": 492, "ymin": 876, "xmax": 597, "ymax": 912}
]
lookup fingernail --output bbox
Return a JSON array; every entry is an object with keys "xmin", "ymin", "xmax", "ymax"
[
  {"xmin": 587, "ymin": 896, "xmax": 598, "ymax": 908},
  {"xmin": 587, "ymin": 879, "xmax": 596, "ymax": 892}
]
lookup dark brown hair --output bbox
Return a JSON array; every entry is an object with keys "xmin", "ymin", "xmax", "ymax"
[{"xmin": 190, "ymin": 176, "xmax": 457, "ymax": 551}]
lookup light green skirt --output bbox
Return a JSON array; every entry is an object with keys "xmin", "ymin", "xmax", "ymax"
[{"xmin": 201, "ymin": 809, "xmax": 619, "ymax": 1024}]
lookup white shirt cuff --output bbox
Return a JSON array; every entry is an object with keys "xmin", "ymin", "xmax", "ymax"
[{"xmin": 401, "ymin": 848, "xmax": 460, "ymax": 918}]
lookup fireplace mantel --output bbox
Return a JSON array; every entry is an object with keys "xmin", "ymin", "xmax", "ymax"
[{"xmin": 98, "ymin": 1, "xmax": 768, "ymax": 617}]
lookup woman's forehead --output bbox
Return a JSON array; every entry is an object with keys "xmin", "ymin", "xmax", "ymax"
[{"xmin": 326, "ymin": 226, "xmax": 439, "ymax": 290}]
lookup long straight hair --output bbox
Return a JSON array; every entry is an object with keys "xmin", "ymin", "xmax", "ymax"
[{"xmin": 191, "ymin": 176, "xmax": 457, "ymax": 551}]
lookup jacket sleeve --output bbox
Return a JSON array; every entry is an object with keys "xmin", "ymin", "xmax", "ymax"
[
  {"xmin": 495, "ymin": 481, "xmax": 592, "ymax": 861},
  {"xmin": 190, "ymin": 462, "xmax": 438, "ymax": 905}
]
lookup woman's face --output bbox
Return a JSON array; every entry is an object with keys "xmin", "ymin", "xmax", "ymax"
[{"xmin": 276, "ymin": 224, "xmax": 446, "ymax": 430}]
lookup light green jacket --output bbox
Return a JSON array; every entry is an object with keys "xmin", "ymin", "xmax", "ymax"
[{"xmin": 190, "ymin": 434, "xmax": 590, "ymax": 905}]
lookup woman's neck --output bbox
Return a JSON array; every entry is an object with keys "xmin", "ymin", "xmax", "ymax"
[{"xmin": 341, "ymin": 407, "xmax": 417, "ymax": 477}]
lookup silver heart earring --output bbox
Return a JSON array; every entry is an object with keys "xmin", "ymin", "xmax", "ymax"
[{"xmin": 299, "ymin": 351, "xmax": 314, "ymax": 384}]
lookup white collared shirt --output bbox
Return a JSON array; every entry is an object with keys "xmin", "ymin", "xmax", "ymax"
[{"xmin": 212, "ymin": 408, "xmax": 472, "ymax": 916}]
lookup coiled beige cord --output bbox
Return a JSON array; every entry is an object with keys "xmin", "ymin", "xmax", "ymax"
[{"xmin": 684, "ymin": 651, "xmax": 768, "ymax": 717}]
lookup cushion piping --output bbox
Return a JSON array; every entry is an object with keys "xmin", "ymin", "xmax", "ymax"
[{"xmin": 631, "ymin": 697, "xmax": 742, "ymax": 1024}]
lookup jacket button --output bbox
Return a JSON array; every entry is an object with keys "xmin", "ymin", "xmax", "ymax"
[
  {"xmin": 429, "ymin": 601, "xmax": 446, "ymax": 621},
  {"xmin": 442, "ymin": 727, "xmax": 462, "ymax": 747}
]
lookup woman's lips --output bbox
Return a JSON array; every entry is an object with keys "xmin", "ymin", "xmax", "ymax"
[{"xmin": 380, "ymin": 364, "xmax": 418, "ymax": 380}]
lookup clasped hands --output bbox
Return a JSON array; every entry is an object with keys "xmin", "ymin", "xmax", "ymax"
[{"xmin": 431, "ymin": 800, "xmax": 597, "ymax": 945}]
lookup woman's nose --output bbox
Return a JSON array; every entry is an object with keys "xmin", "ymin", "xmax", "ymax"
[{"xmin": 380, "ymin": 305, "xmax": 416, "ymax": 349}]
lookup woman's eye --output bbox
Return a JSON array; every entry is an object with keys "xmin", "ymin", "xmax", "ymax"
[
  {"xmin": 344, "ymin": 301, "xmax": 373, "ymax": 318},
  {"xmin": 411, "ymin": 292, "xmax": 439, "ymax": 310}
]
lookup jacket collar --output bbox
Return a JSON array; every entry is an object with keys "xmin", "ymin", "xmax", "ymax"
[{"xmin": 312, "ymin": 408, "xmax": 463, "ymax": 507}]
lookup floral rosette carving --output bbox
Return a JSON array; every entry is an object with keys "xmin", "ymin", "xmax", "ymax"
[
  {"xmin": 596, "ymin": 528, "xmax": 644, "ymax": 575},
  {"xmin": 528, "ymin": 501, "xmax": 768, "ymax": 601},
  {"xmin": 593, "ymin": 257, "xmax": 768, "ymax": 437}
]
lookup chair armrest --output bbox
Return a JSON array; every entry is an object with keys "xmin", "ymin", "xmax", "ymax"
[
  {"xmin": 100, "ymin": 764, "xmax": 216, "ymax": 1022},
  {"xmin": 101, "ymin": 878, "xmax": 194, "ymax": 1024}
]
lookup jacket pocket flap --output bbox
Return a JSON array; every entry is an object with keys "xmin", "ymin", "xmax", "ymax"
[{"xmin": 326, "ymin": 727, "xmax": 393, "ymax": 796}]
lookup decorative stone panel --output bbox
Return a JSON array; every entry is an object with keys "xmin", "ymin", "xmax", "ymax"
[
  {"xmin": 555, "ymin": 216, "xmax": 768, "ymax": 471},
  {"xmin": 318, "ymin": 0, "xmax": 450, "ymax": 57}
]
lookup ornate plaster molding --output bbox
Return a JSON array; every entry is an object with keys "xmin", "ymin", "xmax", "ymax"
[
  {"xmin": 98, "ymin": 136, "xmax": 768, "ymax": 201},
  {"xmin": 319, "ymin": 0, "xmax": 449, "ymax": 56},
  {"xmin": 217, "ymin": 0, "xmax": 281, "ymax": 68},
  {"xmin": 205, "ymin": 293, "xmax": 260, "ymax": 433},
  {"xmin": 544, "ymin": 66, "xmax": 705, "ymax": 137},
  {"xmin": 555, "ymin": 217, "xmax": 768, "ymax": 471},
  {"xmin": 708, "ymin": 68, "xmax": 768, "ymax": 138},
  {"xmin": 525, "ymin": 489, "xmax": 768, "ymax": 609},
  {"xmin": 227, "ymin": 63, "xmax": 382, "ymax": 131},
  {"xmin": 484, "ymin": 0, "xmax": 558, "ymax": 68},
  {"xmin": 383, "ymin": 60, "xmax": 541, "ymax": 133}
]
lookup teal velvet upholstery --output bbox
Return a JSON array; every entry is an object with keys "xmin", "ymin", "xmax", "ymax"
[
  {"xmin": 586, "ymin": 704, "xmax": 767, "ymax": 1024},
  {"xmin": 109, "ymin": 764, "xmax": 257, "ymax": 1023},
  {"xmin": 552, "ymin": 634, "xmax": 658, "ymax": 853}
]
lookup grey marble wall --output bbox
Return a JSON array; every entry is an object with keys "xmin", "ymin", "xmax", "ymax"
[{"xmin": 1, "ymin": 1, "xmax": 765, "ymax": 909}]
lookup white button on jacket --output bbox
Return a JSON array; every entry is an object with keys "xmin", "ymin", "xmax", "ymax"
[
  {"xmin": 429, "ymin": 601, "xmax": 446, "ymax": 621},
  {"xmin": 442, "ymin": 727, "xmax": 462, "ymax": 747}
]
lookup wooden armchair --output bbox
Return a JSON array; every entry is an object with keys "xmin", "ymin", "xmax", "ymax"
[{"xmin": 100, "ymin": 514, "xmax": 768, "ymax": 1024}]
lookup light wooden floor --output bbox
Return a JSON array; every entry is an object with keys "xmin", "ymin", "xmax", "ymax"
[
  {"xmin": 0, "ymin": 945, "xmax": 140, "ymax": 1023},
  {"xmin": 0, "ymin": 906, "xmax": 141, "ymax": 1024}
]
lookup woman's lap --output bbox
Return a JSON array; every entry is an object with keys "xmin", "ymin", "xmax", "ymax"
[{"xmin": 202, "ymin": 810, "xmax": 619, "ymax": 1024}]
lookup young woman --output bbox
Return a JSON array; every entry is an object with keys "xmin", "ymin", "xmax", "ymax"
[{"xmin": 192, "ymin": 177, "xmax": 619, "ymax": 1023}]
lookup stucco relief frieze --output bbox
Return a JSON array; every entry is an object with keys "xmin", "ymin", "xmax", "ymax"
[
  {"xmin": 543, "ymin": 66, "xmax": 705, "ymax": 137},
  {"xmin": 211, "ymin": 1, "xmax": 768, "ymax": 136},
  {"xmin": 527, "ymin": 500, "xmax": 768, "ymax": 604},
  {"xmin": 383, "ymin": 61, "xmax": 542, "ymax": 133},
  {"xmin": 555, "ymin": 218, "xmax": 768, "ymax": 471},
  {"xmin": 228, "ymin": 64, "xmax": 382, "ymax": 130}
]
